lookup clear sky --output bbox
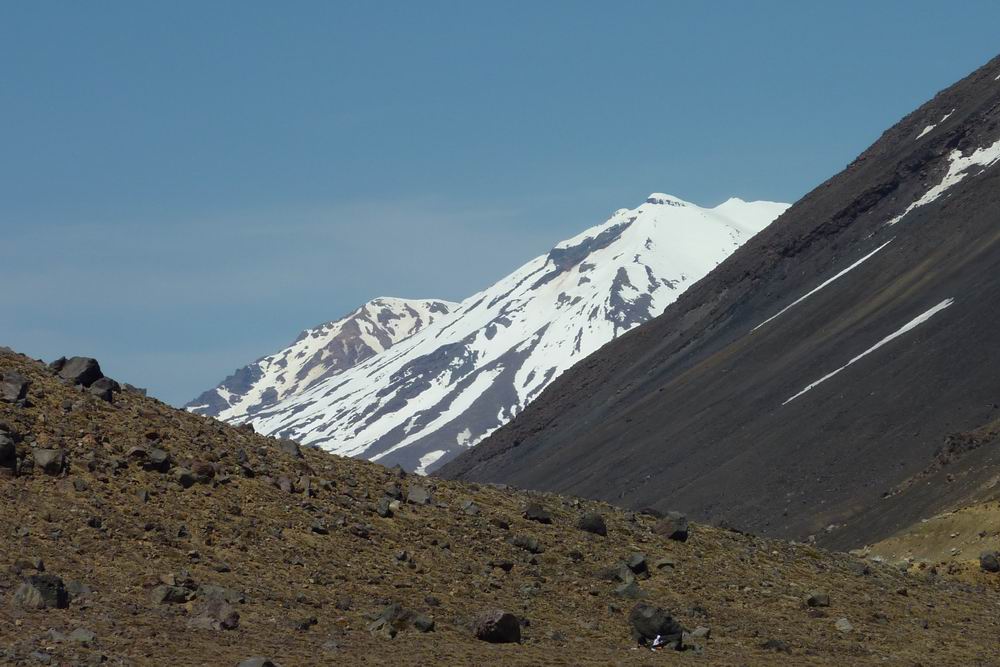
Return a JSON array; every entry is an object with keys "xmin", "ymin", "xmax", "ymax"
[{"xmin": 2, "ymin": 1, "xmax": 999, "ymax": 406}]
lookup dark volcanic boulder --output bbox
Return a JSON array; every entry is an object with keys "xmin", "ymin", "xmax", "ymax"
[
  {"xmin": 13, "ymin": 574, "xmax": 69, "ymax": 609},
  {"xmin": 628, "ymin": 602, "xmax": 683, "ymax": 646},
  {"xmin": 980, "ymin": 551, "xmax": 1000, "ymax": 573},
  {"xmin": 473, "ymin": 610, "xmax": 521, "ymax": 643},
  {"xmin": 58, "ymin": 357, "xmax": 103, "ymax": 387},
  {"xmin": 653, "ymin": 511, "xmax": 689, "ymax": 542},
  {"xmin": 0, "ymin": 432, "xmax": 15, "ymax": 467},
  {"xmin": 88, "ymin": 376, "xmax": 119, "ymax": 402},
  {"xmin": 0, "ymin": 371, "xmax": 29, "ymax": 402},
  {"xmin": 577, "ymin": 512, "xmax": 608, "ymax": 536}
]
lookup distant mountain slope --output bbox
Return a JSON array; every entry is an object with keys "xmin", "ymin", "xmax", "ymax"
[
  {"xmin": 186, "ymin": 297, "xmax": 456, "ymax": 419},
  {"xmin": 441, "ymin": 54, "xmax": 1000, "ymax": 550},
  {"xmin": 242, "ymin": 195, "xmax": 787, "ymax": 473}
]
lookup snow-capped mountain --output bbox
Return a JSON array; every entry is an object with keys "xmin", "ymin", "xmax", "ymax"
[
  {"xmin": 186, "ymin": 297, "xmax": 457, "ymax": 419},
  {"xmin": 216, "ymin": 194, "xmax": 786, "ymax": 474},
  {"xmin": 440, "ymin": 54, "xmax": 1000, "ymax": 549}
]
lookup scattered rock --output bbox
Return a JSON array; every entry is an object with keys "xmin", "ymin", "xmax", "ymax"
[
  {"xmin": 150, "ymin": 585, "xmax": 192, "ymax": 604},
  {"xmin": 0, "ymin": 371, "xmax": 29, "ymax": 403},
  {"xmin": 0, "ymin": 432, "xmax": 16, "ymax": 467},
  {"xmin": 626, "ymin": 553, "xmax": 648, "ymax": 577},
  {"xmin": 143, "ymin": 448, "xmax": 171, "ymax": 473},
  {"xmin": 653, "ymin": 511, "xmax": 689, "ymax": 542},
  {"xmin": 806, "ymin": 591, "xmax": 830, "ymax": 607},
  {"xmin": 460, "ymin": 499, "xmax": 480, "ymax": 516},
  {"xmin": 12, "ymin": 574, "xmax": 69, "ymax": 609},
  {"xmin": 376, "ymin": 497, "xmax": 393, "ymax": 518},
  {"xmin": 509, "ymin": 535, "xmax": 543, "ymax": 554},
  {"xmin": 614, "ymin": 581, "xmax": 644, "ymax": 599},
  {"xmin": 522, "ymin": 502, "xmax": 552, "ymax": 524},
  {"xmin": 174, "ymin": 468, "xmax": 196, "ymax": 488},
  {"xmin": 57, "ymin": 357, "xmax": 103, "ymax": 387},
  {"xmin": 32, "ymin": 448, "xmax": 65, "ymax": 475},
  {"xmin": 628, "ymin": 602, "xmax": 683, "ymax": 647},
  {"xmin": 278, "ymin": 439, "xmax": 302, "ymax": 458},
  {"xmin": 576, "ymin": 512, "xmax": 607, "ymax": 536},
  {"xmin": 68, "ymin": 628, "xmax": 97, "ymax": 644},
  {"xmin": 406, "ymin": 484, "xmax": 432, "ymax": 505},
  {"xmin": 980, "ymin": 551, "xmax": 1000, "ymax": 573},
  {"xmin": 835, "ymin": 617, "xmax": 854, "ymax": 633},
  {"xmin": 473, "ymin": 610, "xmax": 521, "ymax": 643},
  {"xmin": 413, "ymin": 614, "xmax": 435, "ymax": 632}
]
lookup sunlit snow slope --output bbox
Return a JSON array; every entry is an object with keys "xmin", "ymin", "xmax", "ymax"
[
  {"xmin": 186, "ymin": 297, "xmax": 456, "ymax": 419},
  {"xmin": 235, "ymin": 194, "xmax": 787, "ymax": 473}
]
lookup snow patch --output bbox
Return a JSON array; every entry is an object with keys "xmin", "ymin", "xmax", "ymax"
[
  {"xmin": 414, "ymin": 450, "xmax": 446, "ymax": 476},
  {"xmin": 889, "ymin": 138, "xmax": 1000, "ymax": 225},
  {"xmin": 752, "ymin": 239, "xmax": 894, "ymax": 332},
  {"xmin": 783, "ymin": 298, "xmax": 955, "ymax": 405}
]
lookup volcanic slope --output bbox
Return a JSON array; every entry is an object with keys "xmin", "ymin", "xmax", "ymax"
[
  {"xmin": 239, "ymin": 195, "xmax": 786, "ymax": 475},
  {"xmin": 5, "ymin": 349, "xmax": 1000, "ymax": 666},
  {"xmin": 442, "ymin": 54, "xmax": 1000, "ymax": 551}
]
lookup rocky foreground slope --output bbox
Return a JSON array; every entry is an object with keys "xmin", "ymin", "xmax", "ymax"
[
  {"xmin": 3, "ymin": 348, "xmax": 1000, "ymax": 666},
  {"xmin": 442, "ymin": 54, "xmax": 1000, "ymax": 551}
]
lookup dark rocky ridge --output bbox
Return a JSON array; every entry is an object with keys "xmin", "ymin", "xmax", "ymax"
[{"xmin": 441, "ymin": 54, "xmax": 1000, "ymax": 550}]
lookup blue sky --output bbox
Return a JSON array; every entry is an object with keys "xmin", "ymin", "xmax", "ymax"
[{"xmin": 2, "ymin": 1, "xmax": 999, "ymax": 405}]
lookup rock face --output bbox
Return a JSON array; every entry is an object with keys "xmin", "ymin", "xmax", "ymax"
[
  {"xmin": 186, "ymin": 297, "xmax": 457, "ymax": 420},
  {"xmin": 473, "ymin": 610, "xmax": 521, "ymax": 643},
  {"xmin": 442, "ymin": 54, "xmax": 1000, "ymax": 549},
  {"xmin": 201, "ymin": 197, "xmax": 785, "ymax": 474}
]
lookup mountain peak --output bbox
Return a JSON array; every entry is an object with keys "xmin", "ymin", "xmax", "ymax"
[
  {"xmin": 221, "ymin": 192, "xmax": 787, "ymax": 474},
  {"xmin": 644, "ymin": 193, "xmax": 690, "ymax": 206}
]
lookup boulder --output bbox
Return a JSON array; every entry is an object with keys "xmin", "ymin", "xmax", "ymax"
[
  {"xmin": 143, "ymin": 448, "xmax": 171, "ymax": 472},
  {"xmin": 238, "ymin": 659, "xmax": 280, "ymax": 667},
  {"xmin": 12, "ymin": 574, "xmax": 69, "ymax": 609},
  {"xmin": 58, "ymin": 357, "xmax": 103, "ymax": 387},
  {"xmin": 626, "ymin": 553, "xmax": 648, "ymax": 577},
  {"xmin": 0, "ymin": 371, "xmax": 29, "ymax": 402},
  {"xmin": 150, "ymin": 585, "xmax": 192, "ymax": 604},
  {"xmin": 522, "ymin": 502, "xmax": 552, "ymax": 524},
  {"xmin": 628, "ymin": 602, "xmax": 683, "ymax": 646},
  {"xmin": 653, "ymin": 511, "xmax": 689, "ymax": 542},
  {"xmin": 189, "ymin": 598, "xmax": 240, "ymax": 631},
  {"xmin": 473, "ymin": 610, "xmax": 521, "ymax": 643},
  {"xmin": 88, "ymin": 377, "xmax": 119, "ymax": 402},
  {"xmin": 278, "ymin": 439, "xmax": 302, "ymax": 458},
  {"xmin": 576, "ymin": 512, "xmax": 607, "ymax": 536},
  {"xmin": 0, "ymin": 433, "xmax": 15, "ymax": 467},
  {"xmin": 509, "ymin": 535, "xmax": 543, "ymax": 554},
  {"xmin": 806, "ymin": 591, "xmax": 830, "ymax": 607},
  {"xmin": 33, "ymin": 448, "xmax": 65, "ymax": 475},
  {"xmin": 406, "ymin": 484, "xmax": 432, "ymax": 505},
  {"xmin": 980, "ymin": 551, "xmax": 1000, "ymax": 573}
]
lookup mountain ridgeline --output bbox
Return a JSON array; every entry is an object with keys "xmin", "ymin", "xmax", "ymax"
[
  {"xmin": 190, "ymin": 196, "xmax": 787, "ymax": 474},
  {"xmin": 441, "ymin": 55, "xmax": 1000, "ymax": 550}
]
